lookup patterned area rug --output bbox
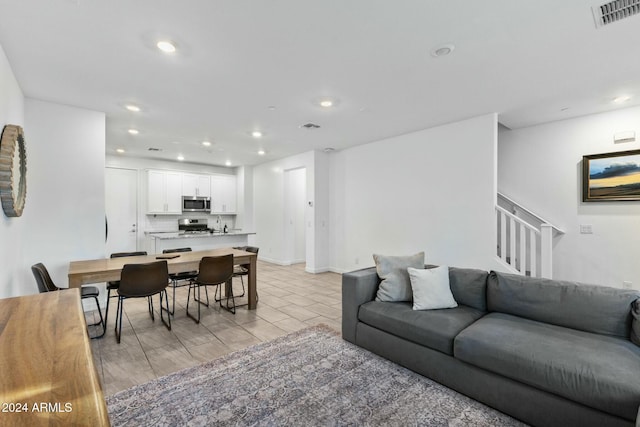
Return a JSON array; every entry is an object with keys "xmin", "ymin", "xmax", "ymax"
[{"xmin": 106, "ymin": 325, "xmax": 525, "ymax": 426}]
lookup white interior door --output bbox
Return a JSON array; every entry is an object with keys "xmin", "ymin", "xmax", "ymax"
[
  {"xmin": 106, "ymin": 168, "xmax": 138, "ymax": 255},
  {"xmin": 284, "ymin": 168, "xmax": 306, "ymax": 264}
]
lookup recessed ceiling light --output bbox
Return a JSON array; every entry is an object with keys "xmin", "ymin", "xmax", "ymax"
[
  {"xmin": 116, "ymin": 148, "xmax": 125, "ymax": 153},
  {"xmin": 128, "ymin": 129, "xmax": 139, "ymax": 135},
  {"xmin": 202, "ymin": 141, "xmax": 212, "ymax": 147},
  {"xmin": 225, "ymin": 160, "xmax": 232, "ymax": 166},
  {"xmin": 613, "ymin": 95, "xmax": 632, "ymax": 103},
  {"xmin": 258, "ymin": 150, "xmax": 265, "ymax": 155},
  {"xmin": 314, "ymin": 97, "xmax": 340, "ymax": 108},
  {"xmin": 156, "ymin": 40, "xmax": 176, "ymax": 53},
  {"xmin": 177, "ymin": 155, "xmax": 184, "ymax": 161},
  {"xmin": 157, "ymin": 40, "xmax": 176, "ymax": 53},
  {"xmin": 431, "ymin": 44, "xmax": 455, "ymax": 57},
  {"xmin": 251, "ymin": 131, "xmax": 263, "ymax": 138},
  {"xmin": 125, "ymin": 104, "xmax": 140, "ymax": 112}
]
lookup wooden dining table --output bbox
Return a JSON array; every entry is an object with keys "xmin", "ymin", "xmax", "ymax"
[{"xmin": 68, "ymin": 247, "xmax": 258, "ymax": 309}]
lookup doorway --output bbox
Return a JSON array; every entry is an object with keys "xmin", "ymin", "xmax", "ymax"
[
  {"xmin": 105, "ymin": 168, "xmax": 138, "ymax": 255},
  {"xmin": 284, "ymin": 168, "xmax": 306, "ymax": 265}
]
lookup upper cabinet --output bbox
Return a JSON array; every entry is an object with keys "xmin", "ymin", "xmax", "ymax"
[
  {"xmin": 211, "ymin": 174, "xmax": 237, "ymax": 214},
  {"xmin": 147, "ymin": 170, "xmax": 182, "ymax": 214},
  {"xmin": 182, "ymin": 173, "xmax": 211, "ymax": 198}
]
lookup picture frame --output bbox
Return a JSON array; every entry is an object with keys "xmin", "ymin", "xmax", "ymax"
[{"xmin": 582, "ymin": 149, "xmax": 640, "ymax": 202}]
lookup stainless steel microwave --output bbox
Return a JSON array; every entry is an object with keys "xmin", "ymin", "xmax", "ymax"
[{"xmin": 182, "ymin": 196, "xmax": 211, "ymax": 213}]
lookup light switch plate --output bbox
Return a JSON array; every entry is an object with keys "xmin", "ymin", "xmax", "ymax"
[{"xmin": 580, "ymin": 224, "xmax": 593, "ymax": 234}]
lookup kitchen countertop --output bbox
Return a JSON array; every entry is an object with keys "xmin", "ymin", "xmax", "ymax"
[{"xmin": 148, "ymin": 231, "xmax": 255, "ymax": 240}]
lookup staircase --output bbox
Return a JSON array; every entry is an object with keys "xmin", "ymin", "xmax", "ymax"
[{"xmin": 495, "ymin": 193, "xmax": 564, "ymax": 278}]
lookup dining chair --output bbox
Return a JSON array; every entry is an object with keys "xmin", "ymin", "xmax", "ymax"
[
  {"xmin": 232, "ymin": 246, "xmax": 259, "ymax": 297},
  {"xmin": 163, "ymin": 247, "xmax": 198, "ymax": 315},
  {"xmin": 115, "ymin": 260, "xmax": 171, "ymax": 343},
  {"xmin": 186, "ymin": 254, "xmax": 235, "ymax": 324},
  {"xmin": 229, "ymin": 246, "xmax": 259, "ymax": 307},
  {"xmin": 31, "ymin": 263, "xmax": 106, "ymax": 339},
  {"xmin": 105, "ymin": 251, "xmax": 147, "ymax": 327}
]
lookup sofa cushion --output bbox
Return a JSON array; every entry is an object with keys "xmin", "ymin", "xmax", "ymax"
[
  {"xmin": 373, "ymin": 252, "xmax": 425, "ymax": 302},
  {"xmin": 632, "ymin": 299, "xmax": 640, "ymax": 346},
  {"xmin": 487, "ymin": 271, "xmax": 640, "ymax": 338},
  {"xmin": 358, "ymin": 301, "xmax": 485, "ymax": 355},
  {"xmin": 408, "ymin": 266, "xmax": 457, "ymax": 310},
  {"xmin": 454, "ymin": 312, "xmax": 640, "ymax": 420},
  {"xmin": 449, "ymin": 267, "xmax": 487, "ymax": 311}
]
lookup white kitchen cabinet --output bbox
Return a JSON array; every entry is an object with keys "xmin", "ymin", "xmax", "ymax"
[
  {"xmin": 211, "ymin": 174, "xmax": 237, "ymax": 213},
  {"xmin": 147, "ymin": 170, "xmax": 183, "ymax": 214},
  {"xmin": 182, "ymin": 173, "xmax": 211, "ymax": 197}
]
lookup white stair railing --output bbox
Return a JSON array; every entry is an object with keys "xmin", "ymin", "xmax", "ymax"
[{"xmin": 496, "ymin": 206, "xmax": 553, "ymax": 278}]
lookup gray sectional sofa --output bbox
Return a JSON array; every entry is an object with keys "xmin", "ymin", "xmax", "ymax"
[{"xmin": 342, "ymin": 267, "xmax": 640, "ymax": 427}]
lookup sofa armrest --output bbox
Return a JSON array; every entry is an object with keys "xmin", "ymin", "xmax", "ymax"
[{"xmin": 342, "ymin": 267, "xmax": 379, "ymax": 343}]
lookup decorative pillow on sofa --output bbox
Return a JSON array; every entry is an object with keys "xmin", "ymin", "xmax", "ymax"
[
  {"xmin": 408, "ymin": 266, "xmax": 458, "ymax": 310},
  {"xmin": 632, "ymin": 299, "xmax": 640, "ymax": 346},
  {"xmin": 373, "ymin": 252, "xmax": 424, "ymax": 302}
]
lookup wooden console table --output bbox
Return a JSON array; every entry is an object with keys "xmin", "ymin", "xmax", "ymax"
[{"xmin": 0, "ymin": 290, "xmax": 110, "ymax": 426}]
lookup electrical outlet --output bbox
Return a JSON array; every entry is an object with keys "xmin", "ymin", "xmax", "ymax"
[
  {"xmin": 354, "ymin": 258, "xmax": 359, "ymax": 265},
  {"xmin": 623, "ymin": 281, "xmax": 633, "ymax": 289}
]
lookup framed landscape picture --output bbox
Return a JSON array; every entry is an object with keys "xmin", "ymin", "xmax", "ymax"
[{"xmin": 583, "ymin": 149, "xmax": 640, "ymax": 201}]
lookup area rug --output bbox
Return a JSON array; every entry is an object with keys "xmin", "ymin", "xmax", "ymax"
[{"xmin": 106, "ymin": 325, "xmax": 525, "ymax": 426}]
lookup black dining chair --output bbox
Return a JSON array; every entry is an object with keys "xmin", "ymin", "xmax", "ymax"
[
  {"xmin": 229, "ymin": 246, "xmax": 259, "ymax": 307},
  {"xmin": 232, "ymin": 246, "xmax": 259, "ymax": 297},
  {"xmin": 163, "ymin": 247, "xmax": 198, "ymax": 315},
  {"xmin": 31, "ymin": 263, "xmax": 106, "ymax": 339},
  {"xmin": 187, "ymin": 254, "xmax": 235, "ymax": 323},
  {"xmin": 115, "ymin": 260, "xmax": 171, "ymax": 343},
  {"xmin": 105, "ymin": 251, "xmax": 147, "ymax": 327}
]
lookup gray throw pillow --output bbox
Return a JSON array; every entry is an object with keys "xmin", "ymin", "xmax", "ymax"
[
  {"xmin": 632, "ymin": 299, "xmax": 640, "ymax": 346},
  {"xmin": 374, "ymin": 252, "xmax": 425, "ymax": 302}
]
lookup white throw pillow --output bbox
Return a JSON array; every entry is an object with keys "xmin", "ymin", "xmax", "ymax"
[{"xmin": 408, "ymin": 266, "xmax": 458, "ymax": 310}]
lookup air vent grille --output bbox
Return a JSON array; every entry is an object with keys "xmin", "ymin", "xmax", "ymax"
[
  {"xmin": 593, "ymin": 0, "xmax": 640, "ymax": 27},
  {"xmin": 301, "ymin": 123, "xmax": 321, "ymax": 129}
]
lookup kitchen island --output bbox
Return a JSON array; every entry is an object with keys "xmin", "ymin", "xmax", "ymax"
[{"xmin": 147, "ymin": 230, "xmax": 255, "ymax": 254}]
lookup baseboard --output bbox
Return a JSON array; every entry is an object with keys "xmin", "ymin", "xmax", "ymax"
[
  {"xmin": 305, "ymin": 266, "xmax": 330, "ymax": 274},
  {"xmin": 259, "ymin": 256, "xmax": 293, "ymax": 266}
]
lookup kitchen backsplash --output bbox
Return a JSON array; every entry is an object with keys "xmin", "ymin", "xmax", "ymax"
[{"xmin": 144, "ymin": 213, "xmax": 236, "ymax": 232}]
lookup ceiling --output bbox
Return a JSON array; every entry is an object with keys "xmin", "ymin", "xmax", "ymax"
[{"xmin": 0, "ymin": 0, "xmax": 639, "ymax": 168}]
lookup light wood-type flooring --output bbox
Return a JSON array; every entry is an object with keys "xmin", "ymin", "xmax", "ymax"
[{"xmin": 88, "ymin": 261, "xmax": 343, "ymax": 396}]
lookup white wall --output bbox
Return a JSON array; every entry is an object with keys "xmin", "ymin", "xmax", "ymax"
[
  {"xmin": 499, "ymin": 106, "xmax": 640, "ymax": 288},
  {"xmin": 253, "ymin": 150, "xmax": 330, "ymax": 272},
  {"xmin": 21, "ymin": 99, "xmax": 106, "ymax": 291},
  {"xmin": 330, "ymin": 114, "xmax": 499, "ymax": 273},
  {"xmin": 1, "ymin": 43, "xmax": 105, "ymax": 300},
  {"xmin": 0, "ymin": 44, "xmax": 25, "ymax": 297}
]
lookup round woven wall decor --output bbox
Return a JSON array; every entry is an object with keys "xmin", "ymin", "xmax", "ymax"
[{"xmin": 0, "ymin": 124, "xmax": 27, "ymax": 217}]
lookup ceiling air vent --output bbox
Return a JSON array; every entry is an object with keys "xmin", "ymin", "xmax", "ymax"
[
  {"xmin": 147, "ymin": 147, "xmax": 163, "ymax": 152},
  {"xmin": 592, "ymin": 0, "xmax": 640, "ymax": 27},
  {"xmin": 301, "ymin": 123, "xmax": 321, "ymax": 129}
]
